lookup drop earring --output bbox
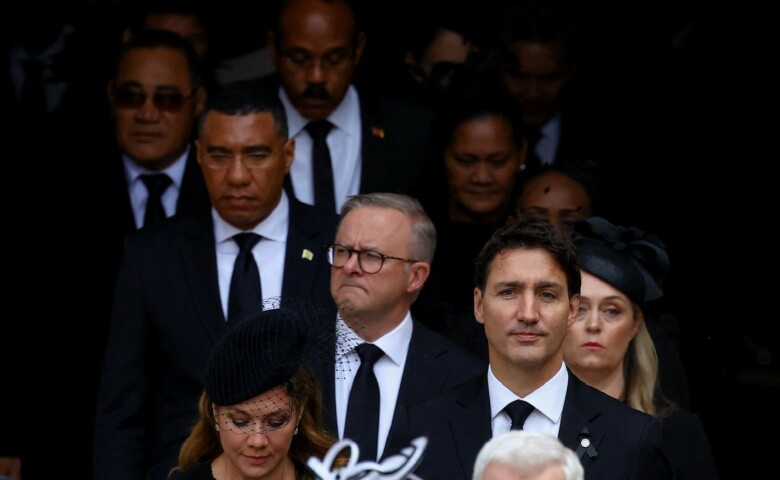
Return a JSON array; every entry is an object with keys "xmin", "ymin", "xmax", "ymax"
[
  {"xmin": 214, "ymin": 424, "xmax": 220, "ymax": 432},
  {"xmin": 294, "ymin": 426, "xmax": 299, "ymax": 435}
]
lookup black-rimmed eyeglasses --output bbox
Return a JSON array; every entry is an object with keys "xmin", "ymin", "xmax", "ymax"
[{"xmin": 326, "ymin": 244, "xmax": 419, "ymax": 274}]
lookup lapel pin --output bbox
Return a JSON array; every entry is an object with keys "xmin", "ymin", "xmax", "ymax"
[
  {"xmin": 576, "ymin": 428, "xmax": 598, "ymax": 458},
  {"xmin": 371, "ymin": 126, "xmax": 385, "ymax": 139},
  {"xmin": 302, "ymin": 249, "xmax": 314, "ymax": 261}
]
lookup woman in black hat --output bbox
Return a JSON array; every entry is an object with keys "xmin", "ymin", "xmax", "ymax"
[
  {"xmin": 170, "ymin": 301, "xmax": 344, "ymax": 479},
  {"xmin": 562, "ymin": 217, "xmax": 720, "ymax": 479}
]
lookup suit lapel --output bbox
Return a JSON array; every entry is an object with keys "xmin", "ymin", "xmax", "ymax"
[
  {"xmin": 281, "ymin": 200, "xmax": 328, "ymax": 297},
  {"xmin": 357, "ymin": 90, "xmax": 385, "ymax": 193},
  {"xmin": 177, "ymin": 147, "xmax": 210, "ymax": 216},
  {"xmin": 559, "ymin": 372, "xmax": 602, "ymax": 471},
  {"xmin": 451, "ymin": 376, "xmax": 493, "ymax": 477},
  {"xmin": 178, "ymin": 215, "xmax": 226, "ymax": 344}
]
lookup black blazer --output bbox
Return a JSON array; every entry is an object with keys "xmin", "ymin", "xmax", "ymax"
[
  {"xmin": 253, "ymin": 76, "xmax": 436, "ymax": 204},
  {"xmin": 391, "ymin": 368, "xmax": 672, "ymax": 480},
  {"xmin": 92, "ymin": 199, "xmax": 338, "ymax": 480},
  {"xmin": 313, "ymin": 319, "xmax": 485, "ymax": 461}
]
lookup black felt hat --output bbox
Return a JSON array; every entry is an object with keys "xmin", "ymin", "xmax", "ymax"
[
  {"xmin": 204, "ymin": 297, "xmax": 336, "ymax": 406},
  {"xmin": 573, "ymin": 217, "xmax": 670, "ymax": 304}
]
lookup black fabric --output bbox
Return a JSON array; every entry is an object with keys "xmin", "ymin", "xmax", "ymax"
[
  {"xmin": 523, "ymin": 125, "xmax": 543, "ymax": 175},
  {"xmin": 504, "ymin": 399, "xmax": 535, "ymax": 430},
  {"xmin": 140, "ymin": 174, "xmax": 172, "ymax": 227},
  {"xmin": 205, "ymin": 305, "xmax": 324, "ymax": 406},
  {"xmin": 574, "ymin": 217, "xmax": 670, "ymax": 303},
  {"xmin": 21, "ymin": 58, "xmax": 46, "ymax": 115},
  {"xmin": 227, "ymin": 233, "xmax": 262, "ymax": 323},
  {"xmin": 305, "ymin": 120, "xmax": 336, "ymax": 213},
  {"xmin": 344, "ymin": 343, "xmax": 384, "ymax": 461}
]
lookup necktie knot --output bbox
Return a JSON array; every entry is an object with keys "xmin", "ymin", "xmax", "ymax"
[
  {"xmin": 305, "ymin": 119, "xmax": 333, "ymax": 139},
  {"xmin": 140, "ymin": 173, "xmax": 172, "ymax": 195},
  {"xmin": 504, "ymin": 399, "xmax": 535, "ymax": 430},
  {"xmin": 233, "ymin": 232, "xmax": 261, "ymax": 252},
  {"xmin": 356, "ymin": 343, "xmax": 384, "ymax": 365},
  {"xmin": 140, "ymin": 174, "xmax": 172, "ymax": 227}
]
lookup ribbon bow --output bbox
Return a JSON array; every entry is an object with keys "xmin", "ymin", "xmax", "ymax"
[{"xmin": 574, "ymin": 217, "xmax": 670, "ymax": 302}]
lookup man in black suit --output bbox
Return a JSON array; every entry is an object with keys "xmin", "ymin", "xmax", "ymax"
[
  {"xmin": 315, "ymin": 192, "xmax": 485, "ymax": 463},
  {"xmin": 265, "ymin": 0, "xmax": 435, "ymax": 214},
  {"xmin": 81, "ymin": 29, "xmax": 214, "ymax": 364},
  {"xmin": 389, "ymin": 219, "xmax": 671, "ymax": 479},
  {"xmin": 493, "ymin": 0, "xmax": 594, "ymax": 178},
  {"xmin": 93, "ymin": 81, "xmax": 338, "ymax": 480}
]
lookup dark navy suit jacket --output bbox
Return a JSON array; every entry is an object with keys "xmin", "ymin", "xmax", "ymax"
[
  {"xmin": 313, "ymin": 319, "xmax": 485, "ymax": 461},
  {"xmin": 390, "ymin": 367, "xmax": 672, "ymax": 480},
  {"xmin": 92, "ymin": 199, "xmax": 338, "ymax": 480}
]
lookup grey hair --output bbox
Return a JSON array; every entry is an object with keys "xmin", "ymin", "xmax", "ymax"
[
  {"xmin": 472, "ymin": 430, "xmax": 584, "ymax": 480},
  {"xmin": 339, "ymin": 192, "xmax": 436, "ymax": 264}
]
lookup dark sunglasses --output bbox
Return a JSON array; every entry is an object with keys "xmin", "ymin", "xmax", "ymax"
[{"xmin": 112, "ymin": 87, "xmax": 196, "ymax": 112}]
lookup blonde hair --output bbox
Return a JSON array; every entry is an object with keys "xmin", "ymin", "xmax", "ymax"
[{"xmin": 622, "ymin": 307, "xmax": 658, "ymax": 416}]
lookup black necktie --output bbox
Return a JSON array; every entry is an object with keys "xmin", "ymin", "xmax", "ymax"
[
  {"xmin": 344, "ymin": 343, "xmax": 384, "ymax": 461},
  {"xmin": 21, "ymin": 58, "xmax": 47, "ymax": 115},
  {"xmin": 505, "ymin": 399, "xmax": 535, "ymax": 430},
  {"xmin": 227, "ymin": 233, "xmax": 262, "ymax": 323},
  {"xmin": 140, "ymin": 174, "xmax": 172, "ymax": 227},
  {"xmin": 523, "ymin": 126, "xmax": 543, "ymax": 175},
  {"xmin": 305, "ymin": 120, "xmax": 336, "ymax": 213}
]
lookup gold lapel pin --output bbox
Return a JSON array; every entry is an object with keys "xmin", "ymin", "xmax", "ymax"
[{"xmin": 302, "ymin": 249, "xmax": 314, "ymax": 261}]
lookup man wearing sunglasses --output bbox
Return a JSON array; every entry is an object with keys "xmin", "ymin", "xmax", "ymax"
[{"xmin": 85, "ymin": 29, "xmax": 214, "ymax": 480}]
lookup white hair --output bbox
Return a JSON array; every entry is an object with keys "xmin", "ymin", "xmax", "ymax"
[{"xmin": 472, "ymin": 431, "xmax": 584, "ymax": 480}]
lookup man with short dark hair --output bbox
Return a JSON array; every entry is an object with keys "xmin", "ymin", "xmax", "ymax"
[{"xmin": 390, "ymin": 219, "xmax": 672, "ymax": 480}]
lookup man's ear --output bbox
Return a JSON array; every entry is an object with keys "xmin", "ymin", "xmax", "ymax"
[{"xmin": 407, "ymin": 261, "xmax": 430, "ymax": 293}]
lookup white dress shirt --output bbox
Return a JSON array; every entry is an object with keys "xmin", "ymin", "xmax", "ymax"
[
  {"xmin": 123, "ymin": 145, "xmax": 189, "ymax": 229},
  {"xmin": 279, "ymin": 85, "xmax": 362, "ymax": 213},
  {"xmin": 487, "ymin": 361, "xmax": 569, "ymax": 437},
  {"xmin": 334, "ymin": 312, "xmax": 413, "ymax": 459},
  {"xmin": 213, "ymin": 192, "xmax": 290, "ymax": 318}
]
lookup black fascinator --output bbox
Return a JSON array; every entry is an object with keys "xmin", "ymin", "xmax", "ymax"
[{"xmin": 573, "ymin": 217, "xmax": 670, "ymax": 304}]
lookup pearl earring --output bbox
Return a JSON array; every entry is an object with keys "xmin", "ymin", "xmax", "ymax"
[
  {"xmin": 294, "ymin": 427, "xmax": 299, "ymax": 435},
  {"xmin": 214, "ymin": 424, "xmax": 220, "ymax": 432}
]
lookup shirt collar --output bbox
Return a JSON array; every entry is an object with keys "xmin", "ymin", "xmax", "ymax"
[
  {"xmin": 488, "ymin": 361, "xmax": 568, "ymax": 425},
  {"xmin": 212, "ymin": 191, "xmax": 290, "ymax": 244},
  {"xmin": 280, "ymin": 84, "xmax": 360, "ymax": 138},
  {"xmin": 335, "ymin": 311, "xmax": 413, "ymax": 367},
  {"xmin": 123, "ymin": 144, "xmax": 190, "ymax": 190}
]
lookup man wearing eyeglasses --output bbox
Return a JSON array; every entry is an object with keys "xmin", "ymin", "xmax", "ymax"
[
  {"xmin": 311, "ymin": 192, "xmax": 484, "ymax": 463},
  {"xmin": 93, "ymin": 80, "xmax": 337, "ymax": 480}
]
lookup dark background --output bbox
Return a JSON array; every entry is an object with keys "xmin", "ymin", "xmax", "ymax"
[{"xmin": 4, "ymin": 0, "xmax": 778, "ymax": 478}]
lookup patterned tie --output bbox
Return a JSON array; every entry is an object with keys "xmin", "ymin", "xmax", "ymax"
[
  {"xmin": 305, "ymin": 120, "xmax": 336, "ymax": 213},
  {"xmin": 505, "ymin": 399, "xmax": 535, "ymax": 430},
  {"xmin": 140, "ymin": 174, "xmax": 172, "ymax": 227},
  {"xmin": 344, "ymin": 343, "xmax": 384, "ymax": 461},
  {"xmin": 227, "ymin": 233, "xmax": 262, "ymax": 323}
]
